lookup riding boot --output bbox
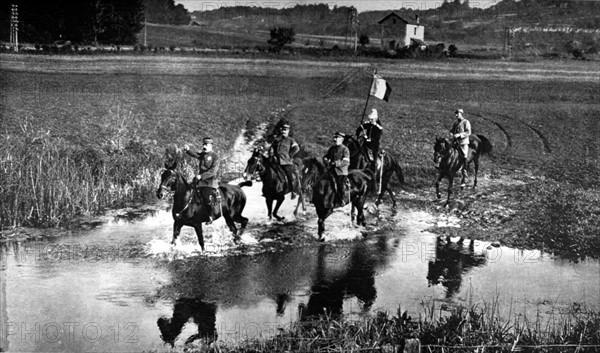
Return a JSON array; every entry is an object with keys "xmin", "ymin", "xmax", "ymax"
[
  {"xmin": 206, "ymin": 190, "xmax": 221, "ymax": 225},
  {"xmin": 459, "ymin": 153, "xmax": 468, "ymax": 187},
  {"xmin": 337, "ymin": 176, "xmax": 350, "ymax": 207}
]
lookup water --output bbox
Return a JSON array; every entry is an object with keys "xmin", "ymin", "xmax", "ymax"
[{"xmin": 1, "ymin": 184, "xmax": 599, "ymax": 352}]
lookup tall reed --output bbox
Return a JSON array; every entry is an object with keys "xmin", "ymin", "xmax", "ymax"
[{"xmin": 0, "ymin": 123, "xmax": 162, "ymax": 228}]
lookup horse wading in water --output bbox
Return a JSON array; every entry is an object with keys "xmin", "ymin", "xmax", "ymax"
[
  {"xmin": 243, "ymin": 148, "xmax": 306, "ymax": 221},
  {"xmin": 301, "ymin": 157, "xmax": 372, "ymax": 240},
  {"xmin": 156, "ymin": 163, "xmax": 250, "ymax": 250},
  {"xmin": 433, "ymin": 134, "xmax": 492, "ymax": 206},
  {"xmin": 343, "ymin": 135, "xmax": 405, "ymax": 206}
]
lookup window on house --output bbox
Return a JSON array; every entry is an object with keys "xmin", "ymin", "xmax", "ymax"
[
  {"xmin": 393, "ymin": 19, "xmax": 396, "ymax": 24},
  {"xmin": 414, "ymin": 28, "xmax": 417, "ymax": 35}
]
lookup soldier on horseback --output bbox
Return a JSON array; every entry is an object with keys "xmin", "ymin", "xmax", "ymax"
[
  {"xmin": 450, "ymin": 109, "xmax": 471, "ymax": 186},
  {"xmin": 269, "ymin": 123, "xmax": 301, "ymax": 199},
  {"xmin": 323, "ymin": 132, "xmax": 351, "ymax": 207},
  {"xmin": 356, "ymin": 108, "xmax": 383, "ymax": 169},
  {"xmin": 184, "ymin": 137, "xmax": 220, "ymax": 224}
]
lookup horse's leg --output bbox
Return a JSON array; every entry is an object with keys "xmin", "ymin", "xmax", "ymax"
[
  {"xmin": 435, "ymin": 173, "xmax": 444, "ymax": 199},
  {"xmin": 293, "ymin": 189, "xmax": 305, "ymax": 216},
  {"xmin": 473, "ymin": 157, "xmax": 479, "ymax": 188},
  {"xmin": 317, "ymin": 209, "xmax": 334, "ymax": 241},
  {"xmin": 273, "ymin": 196, "xmax": 285, "ymax": 222},
  {"xmin": 223, "ymin": 213, "xmax": 240, "ymax": 244},
  {"xmin": 266, "ymin": 197, "xmax": 274, "ymax": 221},
  {"xmin": 193, "ymin": 225, "xmax": 205, "ymax": 252},
  {"xmin": 232, "ymin": 211, "xmax": 249, "ymax": 235},
  {"xmin": 445, "ymin": 175, "xmax": 454, "ymax": 207},
  {"xmin": 172, "ymin": 221, "xmax": 184, "ymax": 245},
  {"xmin": 355, "ymin": 198, "xmax": 366, "ymax": 227},
  {"xmin": 381, "ymin": 171, "xmax": 397, "ymax": 208}
]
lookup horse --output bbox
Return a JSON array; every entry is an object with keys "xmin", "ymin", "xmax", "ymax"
[
  {"xmin": 343, "ymin": 135, "xmax": 405, "ymax": 207},
  {"xmin": 433, "ymin": 134, "xmax": 492, "ymax": 206},
  {"xmin": 156, "ymin": 163, "xmax": 250, "ymax": 251},
  {"xmin": 243, "ymin": 148, "xmax": 306, "ymax": 221},
  {"xmin": 301, "ymin": 157, "xmax": 372, "ymax": 240}
]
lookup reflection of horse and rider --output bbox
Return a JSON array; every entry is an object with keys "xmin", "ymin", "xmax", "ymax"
[
  {"xmin": 298, "ymin": 243, "xmax": 378, "ymax": 323},
  {"xmin": 157, "ymin": 298, "xmax": 218, "ymax": 347},
  {"xmin": 427, "ymin": 236, "xmax": 487, "ymax": 298}
]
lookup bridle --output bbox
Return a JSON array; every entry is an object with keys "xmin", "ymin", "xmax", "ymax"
[
  {"xmin": 159, "ymin": 169, "xmax": 178, "ymax": 193},
  {"xmin": 159, "ymin": 169, "xmax": 194, "ymax": 218},
  {"xmin": 433, "ymin": 138, "xmax": 453, "ymax": 165}
]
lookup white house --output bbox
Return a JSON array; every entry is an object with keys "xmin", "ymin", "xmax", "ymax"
[{"xmin": 378, "ymin": 12, "xmax": 425, "ymax": 49}]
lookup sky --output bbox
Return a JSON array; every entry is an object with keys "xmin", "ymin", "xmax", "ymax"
[{"xmin": 175, "ymin": 0, "xmax": 503, "ymax": 13}]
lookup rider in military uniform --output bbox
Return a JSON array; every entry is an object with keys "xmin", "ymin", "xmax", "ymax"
[
  {"xmin": 449, "ymin": 108, "xmax": 471, "ymax": 186},
  {"xmin": 184, "ymin": 137, "xmax": 220, "ymax": 224},
  {"xmin": 323, "ymin": 131, "xmax": 351, "ymax": 207},
  {"xmin": 270, "ymin": 123, "xmax": 301, "ymax": 199},
  {"xmin": 356, "ymin": 108, "xmax": 383, "ymax": 165}
]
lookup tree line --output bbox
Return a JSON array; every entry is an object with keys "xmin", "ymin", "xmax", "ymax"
[{"xmin": 0, "ymin": 0, "xmax": 190, "ymax": 45}]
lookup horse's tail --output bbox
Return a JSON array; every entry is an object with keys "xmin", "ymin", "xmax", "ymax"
[
  {"xmin": 237, "ymin": 180, "xmax": 253, "ymax": 188},
  {"xmin": 476, "ymin": 134, "xmax": 493, "ymax": 155}
]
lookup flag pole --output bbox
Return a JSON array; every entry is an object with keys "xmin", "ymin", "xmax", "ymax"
[{"xmin": 358, "ymin": 68, "xmax": 377, "ymax": 128}]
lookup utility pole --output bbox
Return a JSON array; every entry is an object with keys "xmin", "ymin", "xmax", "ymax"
[
  {"xmin": 10, "ymin": 4, "xmax": 18, "ymax": 52},
  {"xmin": 351, "ymin": 7, "xmax": 358, "ymax": 52}
]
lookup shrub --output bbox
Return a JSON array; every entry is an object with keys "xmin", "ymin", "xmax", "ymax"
[
  {"xmin": 268, "ymin": 27, "xmax": 295, "ymax": 51},
  {"xmin": 448, "ymin": 44, "xmax": 458, "ymax": 57}
]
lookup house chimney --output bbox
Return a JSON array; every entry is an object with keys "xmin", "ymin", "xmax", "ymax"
[{"xmin": 415, "ymin": 14, "xmax": 420, "ymax": 24}]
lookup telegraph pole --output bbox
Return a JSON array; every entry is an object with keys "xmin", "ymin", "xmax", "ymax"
[
  {"xmin": 10, "ymin": 4, "xmax": 18, "ymax": 52},
  {"xmin": 351, "ymin": 7, "xmax": 358, "ymax": 52}
]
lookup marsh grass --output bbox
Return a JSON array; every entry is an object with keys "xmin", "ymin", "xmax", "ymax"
[
  {"xmin": 173, "ymin": 299, "xmax": 600, "ymax": 353},
  {"xmin": 0, "ymin": 119, "xmax": 161, "ymax": 228}
]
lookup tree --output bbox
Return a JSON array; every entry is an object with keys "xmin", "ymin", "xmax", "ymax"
[
  {"xmin": 358, "ymin": 33, "xmax": 370, "ymax": 47},
  {"xmin": 268, "ymin": 27, "xmax": 295, "ymax": 51}
]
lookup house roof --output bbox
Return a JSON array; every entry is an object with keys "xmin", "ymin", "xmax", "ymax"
[{"xmin": 377, "ymin": 11, "xmax": 422, "ymax": 26}]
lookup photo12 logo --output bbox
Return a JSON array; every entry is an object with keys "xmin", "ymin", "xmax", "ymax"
[{"xmin": 1, "ymin": 322, "xmax": 139, "ymax": 345}]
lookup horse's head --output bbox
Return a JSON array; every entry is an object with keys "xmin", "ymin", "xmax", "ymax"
[
  {"xmin": 300, "ymin": 157, "xmax": 324, "ymax": 193},
  {"xmin": 156, "ymin": 169, "xmax": 179, "ymax": 199},
  {"xmin": 243, "ymin": 148, "xmax": 266, "ymax": 181},
  {"xmin": 433, "ymin": 137, "xmax": 451, "ymax": 165},
  {"xmin": 343, "ymin": 134, "xmax": 360, "ymax": 153}
]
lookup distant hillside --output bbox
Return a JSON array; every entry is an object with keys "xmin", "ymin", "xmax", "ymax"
[{"xmin": 189, "ymin": 0, "xmax": 600, "ymax": 54}]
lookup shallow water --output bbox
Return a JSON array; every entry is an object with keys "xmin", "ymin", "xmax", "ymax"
[{"xmin": 1, "ymin": 183, "xmax": 599, "ymax": 352}]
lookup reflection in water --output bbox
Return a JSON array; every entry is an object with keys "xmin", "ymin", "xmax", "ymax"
[
  {"xmin": 157, "ymin": 235, "xmax": 395, "ymax": 345},
  {"xmin": 298, "ymin": 242, "xmax": 379, "ymax": 322},
  {"xmin": 427, "ymin": 236, "xmax": 487, "ymax": 298},
  {"xmin": 157, "ymin": 298, "xmax": 218, "ymax": 346}
]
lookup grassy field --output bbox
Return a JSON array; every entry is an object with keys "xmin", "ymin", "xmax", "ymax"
[{"xmin": 1, "ymin": 53, "xmax": 599, "ymax": 257}]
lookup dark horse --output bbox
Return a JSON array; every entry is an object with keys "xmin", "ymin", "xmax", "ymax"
[
  {"xmin": 343, "ymin": 135, "xmax": 405, "ymax": 207},
  {"xmin": 301, "ymin": 157, "xmax": 371, "ymax": 239},
  {"xmin": 156, "ymin": 163, "xmax": 250, "ymax": 250},
  {"xmin": 243, "ymin": 148, "xmax": 305, "ymax": 221},
  {"xmin": 433, "ymin": 134, "xmax": 492, "ymax": 206}
]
